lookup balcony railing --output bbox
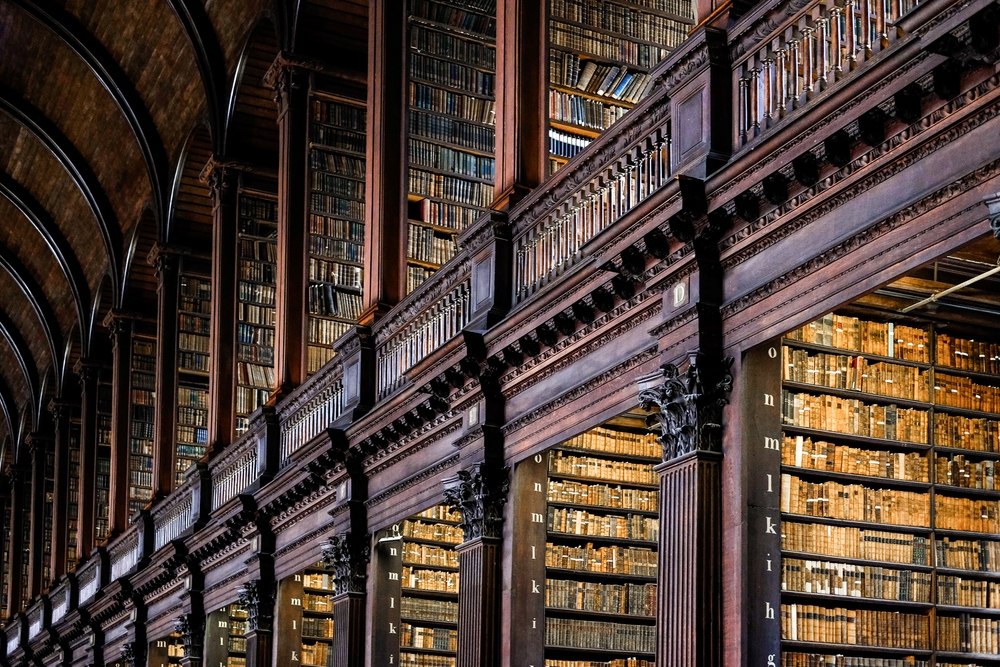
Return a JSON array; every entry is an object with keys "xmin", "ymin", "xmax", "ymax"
[
  {"xmin": 6, "ymin": 620, "xmax": 19, "ymax": 655},
  {"xmin": 735, "ymin": 0, "xmax": 917, "ymax": 146},
  {"xmin": 210, "ymin": 434, "xmax": 259, "ymax": 511},
  {"xmin": 511, "ymin": 111, "xmax": 671, "ymax": 304},
  {"xmin": 109, "ymin": 529, "xmax": 141, "ymax": 581},
  {"xmin": 26, "ymin": 603, "xmax": 42, "ymax": 640},
  {"xmin": 376, "ymin": 276, "xmax": 472, "ymax": 400},
  {"xmin": 77, "ymin": 557, "xmax": 100, "ymax": 606},
  {"xmin": 50, "ymin": 585, "xmax": 69, "ymax": 624},
  {"xmin": 153, "ymin": 486, "xmax": 194, "ymax": 550},
  {"xmin": 280, "ymin": 377, "xmax": 346, "ymax": 465}
]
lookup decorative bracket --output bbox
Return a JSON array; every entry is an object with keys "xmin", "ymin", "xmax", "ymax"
[
  {"xmin": 235, "ymin": 580, "xmax": 275, "ymax": 634},
  {"xmin": 443, "ymin": 463, "xmax": 510, "ymax": 541},
  {"xmin": 320, "ymin": 532, "xmax": 371, "ymax": 595}
]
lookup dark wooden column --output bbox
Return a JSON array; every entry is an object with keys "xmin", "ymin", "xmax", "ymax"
[
  {"xmin": 105, "ymin": 311, "xmax": 135, "ymax": 534},
  {"xmin": 236, "ymin": 578, "xmax": 275, "ymax": 667},
  {"xmin": 26, "ymin": 432, "xmax": 50, "ymax": 598},
  {"xmin": 443, "ymin": 461, "xmax": 509, "ymax": 667},
  {"xmin": 73, "ymin": 359, "xmax": 100, "ymax": 558},
  {"xmin": 362, "ymin": 0, "xmax": 407, "ymax": 322},
  {"xmin": 493, "ymin": 0, "xmax": 546, "ymax": 208},
  {"xmin": 201, "ymin": 159, "xmax": 240, "ymax": 453},
  {"xmin": 48, "ymin": 399, "xmax": 73, "ymax": 581},
  {"xmin": 321, "ymin": 532, "xmax": 369, "ymax": 667},
  {"xmin": 4, "ymin": 465, "xmax": 26, "ymax": 614},
  {"xmin": 264, "ymin": 54, "xmax": 315, "ymax": 397},
  {"xmin": 175, "ymin": 610, "xmax": 205, "ymax": 667},
  {"xmin": 148, "ymin": 243, "xmax": 181, "ymax": 498}
]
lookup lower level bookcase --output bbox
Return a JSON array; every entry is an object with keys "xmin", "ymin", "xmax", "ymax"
[
  {"xmin": 744, "ymin": 305, "xmax": 1000, "ymax": 667},
  {"xmin": 512, "ymin": 412, "xmax": 661, "ymax": 667}
]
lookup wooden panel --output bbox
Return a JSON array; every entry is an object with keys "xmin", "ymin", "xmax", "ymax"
[
  {"xmin": 227, "ymin": 26, "xmax": 279, "ymax": 164},
  {"xmin": 171, "ymin": 128, "xmax": 213, "ymax": 248}
]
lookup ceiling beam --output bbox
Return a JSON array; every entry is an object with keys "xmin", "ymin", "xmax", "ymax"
[
  {"xmin": 7, "ymin": 0, "xmax": 170, "ymax": 235},
  {"xmin": 165, "ymin": 0, "xmax": 227, "ymax": 153},
  {"xmin": 0, "ymin": 375, "xmax": 15, "ymax": 454},
  {"xmin": 0, "ymin": 309, "xmax": 39, "ymax": 422},
  {"xmin": 0, "ymin": 172, "xmax": 90, "ymax": 355},
  {"xmin": 0, "ymin": 245, "xmax": 63, "ymax": 388},
  {"xmin": 0, "ymin": 86, "xmax": 122, "ymax": 309}
]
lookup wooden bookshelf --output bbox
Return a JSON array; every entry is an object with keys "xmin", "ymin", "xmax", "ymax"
[
  {"xmin": 398, "ymin": 504, "xmax": 462, "ymax": 667},
  {"xmin": 128, "ymin": 336, "xmax": 156, "ymax": 516},
  {"xmin": 227, "ymin": 603, "xmax": 248, "ymax": 667},
  {"xmin": 67, "ymin": 413, "xmax": 80, "ymax": 571},
  {"xmin": 300, "ymin": 563, "xmax": 336, "ymax": 666},
  {"xmin": 235, "ymin": 193, "xmax": 278, "ymax": 436},
  {"xmin": 405, "ymin": 0, "xmax": 497, "ymax": 294},
  {"xmin": 176, "ymin": 272, "xmax": 210, "ymax": 484},
  {"xmin": 41, "ymin": 438, "xmax": 54, "ymax": 588},
  {"xmin": 546, "ymin": 0, "xmax": 694, "ymax": 172},
  {"xmin": 774, "ymin": 312, "xmax": 1000, "ymax": 664},
  {"xmin": 95, "ymin": 375, "xmax": 112, "ymax": 543},
  {"xmin": 307, "ymin": 93, "xmax": 366, "ymax": 374}
]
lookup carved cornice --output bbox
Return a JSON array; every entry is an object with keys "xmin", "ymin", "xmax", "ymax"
[
  {"xmin": 363, "ymin": 418, "xmax": 464, "ymax": 477},
  {"xmin": 235, "ymin": 580, "xmax": 275, "ymax": 633},
  {"xmin": 373, "ymin": 257, "xmax": 472, "ymax": 345},
  {"xmin": 649, "ymin": 306, "xmax": 700, "ymax": 339},
  {"xmin": 262, "ymin": 51, "xmax": 324, "ymax": 90},
  {"xmin": 320, "ymin": 532, "xmax": 371, "ymax": 595},
  {"xmin": 650, "ymin": 27, "xmax": 727, "ymax": 96},
  {"xmin": 985, "ymin": 192, "xmax": 1000, "ymax": 239},
  {"xmin": 728, "ymin": 0, "xmax": 818, "ymax": 61},
  {"xmin": 720, "ymin": 73, "xmax": 1000, "ymax": 269},
  {"xmin": 364, "ymin": 453, "xmax": 460, "ymax": 509},
  {"xmin": 174, "ymin": 613, "xmax": 204, "ymax": 660},
  {"xmin": 443, "ymin": 463, "xmax": 510, "ymax": 541},
  {"xmin": 638, "ymin": 353, "xmax": 734, "ymax": 460},
  {"xmin": 722, "ymin": 157, "xmax": 1000, "ymax": 327}
]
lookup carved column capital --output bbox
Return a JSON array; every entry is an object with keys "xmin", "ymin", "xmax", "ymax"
[
  {"xmin": 443, "ymin": 463, "xmax": 510, "ymax": 541},
  {"xmin": 235, "ymin": 580, "xmax": 275, "ymax": 633},
  {"xmin": 199, "ymin": 156, "xmax": 250, "ymax": 206},
  {"xmin": 146, "ymin": 243, "xmax": 184, "ymax": 287},
  {"xmin": 263, "ymin": 51, "xmax": 322, "ymax": 111},
  {"xmin": 174, "ymin": 612, "xmax": 204, "ymax": 660},
  {"xmin": 320, "ymin": 532, "xmax": 371, "ymax": 595},
  {"xmin": 120, "ymin": 641, "xmax": 144, "ymax": 667},
  {"xmin": 985, "ymin": 192, "xmax": 1000, "ymax": 240},
  {"xmin": 638, "ymin": 351, "xmax": 734, "ymax": 461}
]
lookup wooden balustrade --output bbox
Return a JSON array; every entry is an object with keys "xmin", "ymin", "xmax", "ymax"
[
  {"xmin": 152, "ymin": 486, "xmax": 194, "ymax": 550},
  {"xmin": 76, "ymin": 557, "xmax": 101, "ymax": 605},
  {"xmin": 108, "ymin": 528, "xmax": 141, "ymax": 581},
  {"xmin": 736, "ymin": 0, "xmax": 917, "ymax": 146},
  {"xmin": 280, "ymin": 378, "xmax": 346, "ymax": 464},
  {"xmin": 49, "ymin": 584, "xmax": 69, "ymax": 625},
  {"xmin": 210, "ymin": 435, "xmax": 259, "ymax": 511},
  {"xmin": 26, "ymin": 601, "xmax": 43, "ymax": 640},
  {"xmin": 511, "ymin": 113, "xmax": 671, "ymax": 303}
]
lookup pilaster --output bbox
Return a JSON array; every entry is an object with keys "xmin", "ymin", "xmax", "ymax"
[
  {"xmin": 73, "ymin": 358, "xmax": 101, "ymax": 559},
  {"xmin": 148, "ymin": 243, "xmax": 181, "ymax": 498},
  {"xmin": 48, "ymin": 399, "xmax": 74, "ymax": 581},
  {"xmin": 105, "ymin": 310, "xmax": 136, "ymax": 534},
  {"xmin": 26, "ymin": 431, "xmax": 51, "ymax": 598},
  {"xmin": 235, "ymin": 579, "xmax": 275, "ymax": 667},
  {"xmin": 320, "ymin": 533, "xmax": 370, "ymax": 667}
]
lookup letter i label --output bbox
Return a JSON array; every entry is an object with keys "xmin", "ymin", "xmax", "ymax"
[
  {"xmin": 767, "ymin": 474, "xmax": 773, "ymax": 492},
  {"xmin": 531, "ymin": 545, "xmax": 536, "ymax": 560}
]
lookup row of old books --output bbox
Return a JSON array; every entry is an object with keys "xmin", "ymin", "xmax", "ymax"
[
  {"xmin": 780, "ymin": 604, "xmax": 929, "ymax": 648},
  {"xmin": 312, "ymin": 98, "xmax": 364, "ymax": 130},
  {"xmin": 938, "ymin": 414, "xmax": 1000, "ymax": 451},
  {"xmin": 936, "ymin": 537, "xmax": 1000, "ymax": 572},
  {"xmin": 409, "ymin": 168, "xmax": 494, "ymax": 208},
  {"xmin": 409, "ymin": 109, "xmax": 494, "ymax": 153},
  {"xmin": 938, "ymin": 334, "xmax": 1000, "ymax": 374},
  {"xmin": 178, "ymin": 351, "xmax": 209, "ymax": 373},
  {"xmin": 412, "ymin": 198, "xmax": 481, "ymax": 231},
  {"xmin": 410, "ymin": 53, "xmax": 493, "ymax": 97},
  {"xmin": 301, "ymin": 617, "xmax": 333, "ymax": 638},
  {"xmin": 237, "ymin": 324, "xmax": 274, "ymax": 347},
  {"xmin": 238, "ymin": 281, "xmax": 275, "ymax": 305},
  {"xmin": 937, "ymin": 574, "xmax": 1000, "ymax": 607},
  {"xmin": 310, "ymin": 172, "xmax": 364, "ymax": 200},
  {"xmin": 238, "ymin": 217, "xmax": 276, "ymax": 240},
  {"xmin": 780, "ymin": 475, "xmax": 931, "ymax": 526},
  {"xmin": 310, "ymin": 149, "xmax": 364, "ymax": 178},
  {"xmin": 781, "ymin": 392, "xmax": 929, "ymax": 444},
  {"xmin": 410, "ymin": 24, "xmax": 495, "ymax": 68},
  {"xmin": 237, "ymin": 361, "xmax": 274, "ymax": 389},
  {"xmin": 937, "ymin": 614, "xmax": 1000, "ymax": 652},
  {"xmin": 415, "ymin": 507, "xmax": 462, "ymax": 522},
  {"xmin": 936, "ymin": 453, "xmax": 1000, "ymax": 490},
  {"xmin": 546, "ymin": 618, "xmax": 654, "ymax": 652},
  {"xmin": 545, "ymin": 579, "xmax": 656, "ymax": 616},
  {"xmin": 549, "ymin": 22, "xmax": 672, "ymax": 67},
  {"xmin": 235, "ymin": 386, "xmax": 268, "ymax": 419},
  {"xmin": 545, "ymin": 542, "xmax": 657, "ymax": 576},
  {"xmin": 309, "ymin": 124, "xmax": 365, "ymax": 154},
  {"xmin": 548, "ymin": 507, "xmax": 658, "ymax": 541},
  {"xmin": 550, "ymin": 0, "xmax": 690, "ymax": 46},
  {"xmin": 782, "ymin": 435, "xmax": 929, "ymax": 481},
  {"xmin": 402, "ymin": 519, "xmax": 463, "ymax": 544},
  {"xmin": 550, "ymin": 90, "xmax": 628, "ymax": 131},
  {"xmin": 238, "ymin": 258, "xmax": 276, "ymax": 284},
  {"xmin": 300, "ymin": 641, "xmax": 329, "ymax": 667},
  {"xmin": 549, "ymin": 52, "xmax": 654, "ymax": 103},
  {"xmin": 561, "ymin": 426, "xmax": 660, "ymax": 458},
  {"xmin": 398, "ymin": 653, "xmax": 455, "ymax": 667},
  {"xmin": 411, "ymin": 0, "xmax": 495, "ymax": 37},
  {"xmin": 936, "ymin": 373, "xmax": 1000, "ymax": 413},
  {"xmin": 545, "ymin": 661, "xmax": 654, "ymax": 667},
  {"xmin": 782, "ymin": 348, "xmax": 930, "ymax": 401},
  {"xmin": 309, "ymin": 235, "xmax": 362, "ymax": 263},
  {"xmin": 936, "ymin": 495, "xmax": 1000, "ymax": 533},
  {"xmin": 409, "ymin": 139, "xmax": 495, "ymax": 181},
  {"xmin": 179, "ymin": 332, "xmax": 209, "ymax": 355},
  {"xmin": 175, "ymin": 425, "xmax": 207, "ymax": 446},
  {"xmin": 549, "ymin": 452, "xmax": 657, "ymax": 485},
  {"xmin": 400, "ymin": 624, "xmax": 457, "ymax": 651},
  {"xmin": 179, "ymin": 313, "xmax": 210, "ymax": 334},
  {"xmin": 782, "ymin": 557, "xmax": 932, "ymax": 602},
  {"xmin": 403, "ymin": 542, "xmax": 459, "ymax": 569},
  {"xmin": 308, "ymin": 317, "xmax": 351, "ymax": 347},
  {"xmin": 785, "ymin": 316, "xmax": 930, "ymax": 362},
  {"xmin": 308, "ymin": 257, "xmax": 362, "ymax": 288},
  {"xmin": 309, "ymin": 193, "xmax": 364, "ymax": 220},
  {"xmin": 400, "ymin": 597, "xmax": 458, "ymax": 623},
  {"xmin": 309, "ymin": 214, "xmax": 364, "ymax": 242},
  {"xmin": 239, "ymin": 238, "xmax": 276, "ymax": 262},
  {"xmin": 177, "ymin": 401, "xmax": 207, "ymax": 426},
  {"xmin": 408, "ymin": 225, "xmax": 460, "ymax": 266},
  {"xmin": 303, "ymin": 572, "xmax": 335, "ymax": 591},
  {"xmin": 408, "ymin": 265, "xmax": 434, "ymax": 293},
  {"xmin": 549, "ymin": 128, "xmax": 592, "ymax": 159},
  {"xmin": 307, "ymin": 284, "xmax": 362, "ymax": 319},
  {"xmin": 781, "ymin": 654, "xmax": 925, "ymax": 666},
  {"xmin": 547, "ymin": 479, "xmax": 659, "ymax": 512},
  {"xmin": 238, "ymin": 198, "xmax": 277, "ymax": 222},
  {"xmin": 237, "ymin": 303, "xmax": 274, "ymax": 327},
  {"xmin": 410, "ymin": 81, "xmax": 495, "ymax": 125},
  {"xmin": 303, "ymin": 593, "xmax": 335, "ymax": 612}
]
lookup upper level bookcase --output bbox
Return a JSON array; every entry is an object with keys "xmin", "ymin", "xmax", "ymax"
[
  {"xmin": 177, "ymin": 272, "xmax": 210, "ymax": 485},
  {"xmin": 96, "ymin": 373, "xmax": 112, "ymax": 542},
  {"xmin": 129, "ymin": 336, "xmax": 156, "ymax": 516},
  {"xmin": 547, "ymin": 0, "xmax": 694, "ymax": 174},
  {"xmin": 405, "ymin": 0, "xmax": 497, "ymax": 294}
]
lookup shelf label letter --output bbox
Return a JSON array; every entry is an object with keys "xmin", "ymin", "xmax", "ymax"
[
  {"xmin": 531, "ymin": 512, "xmax": 544, "ymax": 523},
  {"xmin": 532, "ymin": 580, "xmax": 540, "ymax": 594},
  {"xmin": 764, "ymin": 437, "xmax": 779, "ymax": 450},
  {"xmin": 765, "ymin": 516, "xmax": 777, "ymax": 534},
  {"xmin": 534, "ymin": 482, "xmax": 543, "ymax": 492},
  {"xmin": 765, "ymin": 602, "xmax": 775, "ymax": 619},
  {"xmin": 764, "ymin": 393, "xmax": 774, "ymax": 406},
  {"xmin": 388, "ymin": 572, "xmax": 399, "ymax": 581}
]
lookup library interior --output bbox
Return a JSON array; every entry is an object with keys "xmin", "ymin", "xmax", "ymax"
[{"xmin": 0, "ymin": 0, "xmax": 997, "ymax": 666}]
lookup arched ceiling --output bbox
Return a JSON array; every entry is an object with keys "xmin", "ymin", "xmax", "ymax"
[{"xmin": 0, "ymin": 0, "xmax": 368, "ymax": 449}]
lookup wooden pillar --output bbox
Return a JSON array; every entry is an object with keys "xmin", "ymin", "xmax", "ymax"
[
  {"xmin": 320, "ymin": 531, "xmax": 369, "ymax": 667},
  {"xmin": 73, "ymin": 359, "xmax": 100, "ymax": 559},
  {"xmin": 236, "ymin": 579, "xmax": 275, "ymax": 667},
  {"xmin": 5, "ymin": 466, "xmax": 26, "ymax": 614},
  {"xmin": 201, "ymin": 159, "xmax": 240, "ymax": 453},
  {"xmin": 26, "ymin": 432, "xmax": 50, "ymax": 598},
  {"xmin": 264, "ymin": 54, "xmax": 314, "ymax": 397},
  {"xmin": 362, "ymin": 0, "xmax": 407, "ymax": 322},
  {"xmin": 639, "ymin": 352, "xmax": 733, "ymax": 667},
  {"xmin": 48, "ymin": 399, "xmax": 73, "ymax": 581},
  {"xmin": 443, "ymin": 461, "xmax": 509, "ymax": 667},
  {"xmin": 105, "ymin": 311, "xmax": 135, "ymax": 534},
  {"xmin": 493, "ymin": 0, "xmax": 546, "ymax": 208},
  {"xmin": 175, "ymin": 611, "xmax": 205, "ymax": 667},
  {"xmin": 148, "ymin": 244, "xmax": 181, "ymax": 498}
]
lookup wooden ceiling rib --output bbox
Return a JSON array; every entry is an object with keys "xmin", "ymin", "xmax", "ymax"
[
  {"xmin": 226, "ymin": 23, "xmax": 279, "ymax": 164},
  {"xmin": 0, "ymin": 245, "xmax": 60, "ymax": 379},
  {"xmin": 170, "ymin": 126, "xmax": 214, "ymax": 248}
]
